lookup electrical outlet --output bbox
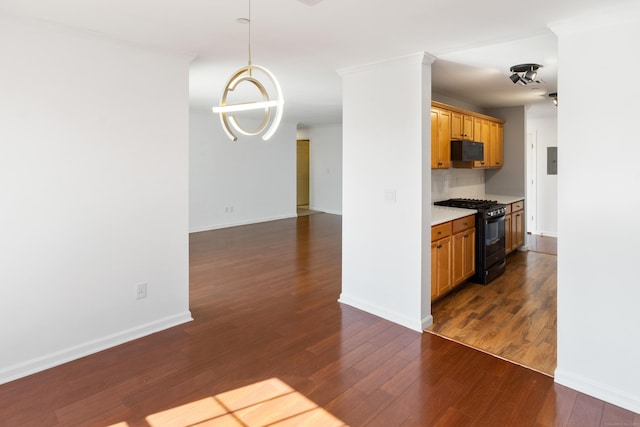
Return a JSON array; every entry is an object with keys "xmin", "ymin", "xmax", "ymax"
[{"xmin": 136, "ymin": 282, "xmax": 147, "ymax": 300}]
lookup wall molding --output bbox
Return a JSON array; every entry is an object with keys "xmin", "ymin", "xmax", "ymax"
[
  {"xmin": 421, "ymin": 314, "xmax": 433, "ymax": 330},
  {"xmin": 189, "ymin": 214, "xmax": 296, "ymax": 234},
  {"xmin": 337, "ymin": 51, "xmax": 436, "ymax": 77},
  {"xmin": 555, "ymin": 368, "xmax": 640, "ymax": 414},
  {"xmin": 0, "ymin": 312, "xmax": 193, "ymax": 385},
  {"xmin": 309, "ymin": 207, "xmax": 342, "ymax": 216},
  {"xmin": 338, "ymin": 294, "xmax": 424, "ymax": 333}
]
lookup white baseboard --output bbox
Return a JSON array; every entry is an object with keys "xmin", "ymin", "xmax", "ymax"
[
  {"xmin": 555, "ymin": 368, "xmax": 640, "ymax": 414},
  {"xmin": 421, "ymin": 314, "xmax": 434, "ymax": 330},
  {"xmin": 531, "ymin": 231, "xmax": 558, "ymax": 238},
  {"xmin": 189, "ymin": 214, "xmax": 297, "ymax": 233},
  {"xmin": 338, "ymin": 294, "xmax": 424, "ymax": 333},
  {"xmin": 0, "ymin": 311, "xmax": 193, "ymax": 385},
  {"xmin": 309, "ymin": 207, "xmax": 342, "ymax": 216}
]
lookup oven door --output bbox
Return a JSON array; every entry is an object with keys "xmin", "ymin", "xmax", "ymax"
[{"xmin": 484, "ymin": 214, "xmax": 506, "ymax": 267}]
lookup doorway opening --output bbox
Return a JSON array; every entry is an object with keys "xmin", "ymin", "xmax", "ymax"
[{"xmin": 296, "ymin": 139, "xmax": 319, "ymax": 217}]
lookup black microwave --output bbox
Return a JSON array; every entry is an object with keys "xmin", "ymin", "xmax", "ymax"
[{"xmin": 451, "ymin": 140, "xmax": 484, "ymax": 161}]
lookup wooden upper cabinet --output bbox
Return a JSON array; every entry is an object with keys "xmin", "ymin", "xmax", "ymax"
[
  {"xmin": 487, "ymin": 121, "xmax": 503, "ymax": 168},
  {"xmin": 431, "ymin": 101, "xmax": 505, "ymax": 169},
  {"xmin": 431, "ymin": 108, "xmax": 451, "ymax": 169},
  {"xmin": 451, "ymin": 112, "xmax": 474, "ymax": 140},
  {"xmin": 472, "ymin": 118, "xmax": 491, "ymax": 168},
  {"xmin": 465, "ymin": 117, "xmax": 503, "ymax": 169},
  {"xmin": 506, "ymin": 199, "xmax": 525, "ymax": 254},
  {"xmin": 494, "ymin": 123, "xmax": 504, "ymax": 168}
]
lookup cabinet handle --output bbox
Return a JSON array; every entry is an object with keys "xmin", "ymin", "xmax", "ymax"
[
  {"xmin": 437, "ymin": 244, "xmax": 442, "ymax": 249},
  {"xmin": 437, "ymin": 231, "xmax": 441, "ymax": 235},
  {"xmin": 464, "ymin": 234, "xmax": 469, "ymax": 238}
]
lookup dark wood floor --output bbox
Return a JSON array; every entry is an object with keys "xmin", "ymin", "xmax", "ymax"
[
  {"xmin": 1, "ymin": 214, "xmax": 637, "ymax": 426},
  {"xmin": 428, "ymin": 249, "xmax": 557, "ymax": 376},
  {"xmin": 529, "ymin": 234, "xmax": 558, "ymax": 256}
]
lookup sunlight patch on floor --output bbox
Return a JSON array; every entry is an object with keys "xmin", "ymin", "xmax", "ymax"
[{"xmin": 109, "ymin": 378, "xmax": 347, "ymax": 426}]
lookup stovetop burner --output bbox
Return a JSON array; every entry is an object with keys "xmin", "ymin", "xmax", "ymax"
[{"xmin": 434, "ymin": 198, "xmax": 498, "ymax": 210}]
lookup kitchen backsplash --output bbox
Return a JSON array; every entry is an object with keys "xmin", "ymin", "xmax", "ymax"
[{"xmin": 432, "ymin": 168, "xmax": 485, "ymax": 201}]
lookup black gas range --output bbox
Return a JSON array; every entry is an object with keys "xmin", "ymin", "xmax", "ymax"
[
  {"xmin": 434, "ymin": 198, "xmax": 507, "ymax": 284},
  {"xmin": 434, "ymin": 198, "xmax": 506, "ymax": 218}
]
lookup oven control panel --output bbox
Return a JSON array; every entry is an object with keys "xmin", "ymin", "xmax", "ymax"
[{"xmin": 487, "ymin": 206, "xmax": 506, "ymax": 217}]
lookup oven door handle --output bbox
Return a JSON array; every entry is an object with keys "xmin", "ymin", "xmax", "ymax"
[{"xmin": 486, "ymin": 215, "xmax": 505, "ymax": 224}]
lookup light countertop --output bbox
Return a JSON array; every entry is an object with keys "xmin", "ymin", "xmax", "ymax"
[{"xmin": 431, "ymin": 206, "xmax": 477, "ymax": 226}]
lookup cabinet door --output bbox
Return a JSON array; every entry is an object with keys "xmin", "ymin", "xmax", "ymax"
[
  {"xmin": 463, "ymin": 228, "xmax": 475, "ymax": 279},
  {"xmin": 472, "ymin": 118, "xmax": 490, "ymax": 168},
  {"xmin": 431, "ymin": 237, "xmax": 451, "ymax": 298},
  {"xmin": 473, "ymin": 117, "xmax": 483, "ymax": 143},
  {"xmin": 452, "ymin": 232, "xmax": 465, "ymax": 285},
  {"xmin": 463, "ymin": 115, "xmax": 474, "ymax": 140},
  {"xmin": 492, "ymin": 123, "xmax": 503, "ymax": 168},
  {"xmin": 452, "ymin": 228, "xmax": 476, "ymax": 286},
  {"xmin": 431, "ymin": 241, "xmax": 439, "ymax": 299},
  {"xmin": 451, "ymin": 112, "xmax": 464, "ymax": 140},
  {"xmin": 505, "ymin": 214, "xmax": 513, "ymax": 253},
  {"xmin": 431, "ymin": 108, "xmax": 451, "ymax": 169},
  {"xmin": 513, "ymin": 209, "xmax": 524, "ymax": 248},
  {"xmin": 451, "ymin": 112, "xmax": 474, "ymax": 140}
]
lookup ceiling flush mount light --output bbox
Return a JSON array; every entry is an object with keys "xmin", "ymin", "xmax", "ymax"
[
  {"xmin": 212, "ymin": 0, "xmax": 284, "ymax": 141},
  {"xmin": 549, "ymin": 92, "xmax": 558, "ymax": 106},
  {"xmin": 509, "ymin": 63, "xmax": 542, "ymax": 85}
]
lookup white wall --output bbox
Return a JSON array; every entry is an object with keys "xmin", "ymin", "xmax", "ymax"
[
  {"xmin": 551, "ymin": 6, "xmax": 640, "ymax": 413},
  {"xmin": 528, "ymin": 115, "xmax": 557, "ymax": 236},
  {"xmin": 339, "ymin": 53, "xmax": 433, "ymax": 332},
  {"xmin": 189, "ymin": 108, "xmax": 297, "ymax": 232},
  {"xmin": 0, "ymin": 15, "xmax": 192, "ymax": 383},
  {"xmin": 307, "ymin": 125, "xmax": 343, "ymax": 215}
]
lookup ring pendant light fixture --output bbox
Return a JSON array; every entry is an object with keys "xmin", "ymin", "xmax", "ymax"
[{"xmin": 212, "ymin": 0, "xmax": 284, "ymax": 141}]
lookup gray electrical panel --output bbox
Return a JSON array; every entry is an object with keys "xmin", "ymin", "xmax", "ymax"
[{"xmin": 547, "ymin": 147, "xmax": 557, "ymax": 175}]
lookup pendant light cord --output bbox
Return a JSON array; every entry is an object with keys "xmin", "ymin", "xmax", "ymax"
[{"xmin": 248, "ymin": 0, "xmax": 252, "ymax": 72}]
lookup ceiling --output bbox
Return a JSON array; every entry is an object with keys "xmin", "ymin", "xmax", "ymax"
[{"xmin": 0, "ymin": 0, "xmax": 632, "ymax": 126}]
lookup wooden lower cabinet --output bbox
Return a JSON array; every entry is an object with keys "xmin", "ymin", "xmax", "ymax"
[
  {"xmin": 506, "ymin": 199, "xmax": 525, "ymax": 254},
  {"xmin": 512, "ymin": 208, "xmax": 524, "ymax": 248},
  {"xmin": 452, "ymin": 227, "xmax": 475, "ymax": 286},
  {"xmin": 505, "ymin": 213, "xmax": 512, "ymax": 252},
  {"xmin": 431, "ymin": 215, "xmax": 475, "ymax": 300},
  {"xmin": 431, "ymin": 237, "xmax": 452, "ymax": 299}
]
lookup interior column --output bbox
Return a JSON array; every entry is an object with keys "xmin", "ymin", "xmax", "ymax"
[{"xmin": 338, "ymin": 52, "xmax": 435, "ymax": 332}]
